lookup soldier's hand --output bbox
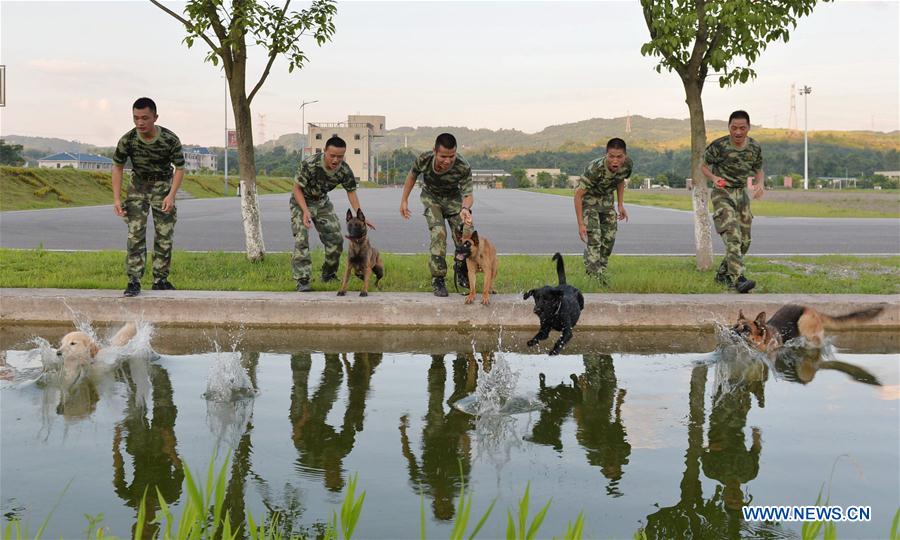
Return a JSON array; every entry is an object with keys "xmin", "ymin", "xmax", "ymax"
[
  {"xmin": 578, "ymin": 224, "xmax": 588, "ymax": 243},
  {"xmin": 303, "ymin": 212, "xmax": 313, "ymax": 229},
  {"xmin": 715, "ymin": 177, "xmax": 727, "ymax": 189},
  {"xmin": 617, "ymin": 205, "xmax": 629, "ymax": 222},
  {"xmin": 460, "ymin": 208, "xmax": 473, "ymax": 226},
  {"xmin": 751, "ymin": 183, "xmax": 764, "ymax": 199},
  {"xmin": 114, "ymin": 199, "xmax": 126, "ymax": 217},
  {"xmin": 161, "ymin": 194, "xmax": 176, "ymax": 213},
  {"xmin": 400, "ymin": 200, "xmax": 411, "ymax": 220}
]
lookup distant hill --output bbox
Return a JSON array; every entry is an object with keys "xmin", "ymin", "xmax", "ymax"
[{"xmin": 7, "ymin": 115, "xmax": 898, "ymax": 156}]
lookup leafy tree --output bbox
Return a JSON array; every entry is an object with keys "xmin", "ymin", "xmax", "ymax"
[
  {"xmin": 536, "ymin": 171, "xmax": 553, "ymax": 188},
  {"xmin": 0, "ymin": 139, "xmax": 25, "ymax": 166},
  {"xmin": 151, "ymin": 0, "xmax": 338, "ymax": 261},
  {"xmin": 511, "ymin": 168, "xmax": 530, "ymax": 188},
  {"xmin": 555, "ymin": 172, "xmax": 571, "ymax": 188},
  {"xmin": 639, "ymin": 0, "xmax": 828, "ymax": 269}
]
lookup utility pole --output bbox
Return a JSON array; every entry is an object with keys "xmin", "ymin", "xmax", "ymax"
[
  {"xmin": 299, "ymin": 99, "xmax": 318, "ymax": 161},
  {"xmin": 800, "ymin": 85, "xmax": 812, "ymax": 190}
]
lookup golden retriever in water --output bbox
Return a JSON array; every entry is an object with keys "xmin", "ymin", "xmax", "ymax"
[{"xmin": 56, "ymin": 322, "xmax": 137, "ymax": 377}]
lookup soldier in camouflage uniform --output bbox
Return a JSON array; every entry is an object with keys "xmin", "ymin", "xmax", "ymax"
[
  {"xmin": 112, "ymin": 97, "xmax": 185, "ymax": 297},
  {"xmin": 575, "ymin": 138, "xmax": 632, "ymax": 282},
  {"xmin": 701, "ymin": 110, "xmax": 765, "ymax": 294},
  {"xmin": 399, "ymin": 133, "xmax": 474, "ymax": 297},
  {"xmin": 291, "ymin": 136, "xmax": 373, "ymax": 292}
]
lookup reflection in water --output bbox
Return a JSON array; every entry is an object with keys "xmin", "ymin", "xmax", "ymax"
[
  {"xmin": 399, "ymin": 354, "xmax": 476, "ymax": 521},
  {"xmin": 775, "ymin": 344, "xmax": 881, "ymax": 386},
  {"xmin": 529, "ymin": 354, "xmax": 632, "ymax": 497},
  {"xmin": 289, "ymin": 352, "xmax": 381, "ymax": 493},
  {"xmin": 112, "ymin": 359, "xmax": 183, "ymax": 539}
]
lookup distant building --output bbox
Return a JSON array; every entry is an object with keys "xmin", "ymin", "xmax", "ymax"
[
  {"xmin": 38, "ymin": 152, "xmax": 114, "ymax": 171},
  {"xmin": 308, "ymin": 115, "xmax": 386, "ymax": 182},
  {"xmin": 183, "ymin": 147, "xmax": 217, "ymax": 172},
  {"xmin": 471, "ymin": 169, "xmax": 508, "ymax": 189},
  {"xmin": 524, "ymin": 168, "xmax": 562, "ymax": 183},
  {"xmin": 874, "ymin": 171, "xmax": 900, "ymax": 180}
]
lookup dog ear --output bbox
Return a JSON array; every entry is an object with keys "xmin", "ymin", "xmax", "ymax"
[
  {"xmin": 471, "ymin": 231, "xmax": 479, "ymax": 245},
  {"xmin": 754, "ymin": 312, "xmax": 767, "ymax": 327},
  {"xmin": 523, "ymin": 289, "xmax": 534, "ymax": 300},
  {"xmin": 737, "ymin": 309, "xmax": 747, "ymax": 322},
  {"xmin": 346, "ymin": 208, "xmax": 353, "ymax": 221},
  {"xmin": 356, "ymin": 208, "xmax": 366, "ymax": 222},
  {"xmin": 90, "ymin": 341, "xmax": 100, "ymax": 358}
]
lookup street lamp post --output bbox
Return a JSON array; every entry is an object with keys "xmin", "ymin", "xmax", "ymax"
[
  {"xmin": 800, "ymin": 85, "xmax": 812, "ymax": 190},
  {"xmin": 299, "ymin": 99, "xmax": 318, "ymax": 160}
]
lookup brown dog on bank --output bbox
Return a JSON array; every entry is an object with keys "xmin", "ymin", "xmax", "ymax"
[
  {"xmin": 454, "ymin": 229, "xmax": 498, "ymax": 305},
  {"xmin": 732, "ymin": 304, "xmax": 884, "ymax": 352},
  {"xmin": 338, "ymin": 208, "xmax": 384, "ymax": 297}
]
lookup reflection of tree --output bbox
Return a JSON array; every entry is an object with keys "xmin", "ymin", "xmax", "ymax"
[
  {"xmin": 222, "ymin": 352, "xmax": 259, "ymax": 535},
  {"xmin": 289, "ymin": 352, "xmax": 380, "ymax": 492},
  {"xmin": 399, "ymin": 354, "xmax": 476, "ymax": 521},
  {"xmin": 528, "ymin": 355, "xmax": 631, "ymax": 496},
  {"xmin": 112, "ymin": 361, "xmax": 183, "ymax": 538},
  {"xmin": 645, "ymin": 363, "xmax": 779, "ymax": 540}
]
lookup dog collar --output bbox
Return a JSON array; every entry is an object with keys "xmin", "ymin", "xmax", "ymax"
[{"xmin": 345, "ymin": 235, "xmax": 365, "ymax": 243}]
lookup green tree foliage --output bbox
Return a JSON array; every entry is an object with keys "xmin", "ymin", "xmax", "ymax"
[
  {"xmin": 0, "ymin": 139, "xmax": 25, "ymax": 166},
  {"xmin": 535, "ymin": 171, "xmax": 553, "ymax": 188}
]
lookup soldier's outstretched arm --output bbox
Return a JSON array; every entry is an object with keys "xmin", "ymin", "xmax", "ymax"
[
  {"xmin": 112, "ymin": 165, "xmax": 126, "ymax": 217},
  {"xmin": 399, "ymin": 171, "xmax": 416, "ymax": 220}
]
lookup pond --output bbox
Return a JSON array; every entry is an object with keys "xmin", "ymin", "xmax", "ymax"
[{"xmin": 1, "ymin": 326, "xmax": 897, "ymax": 539}]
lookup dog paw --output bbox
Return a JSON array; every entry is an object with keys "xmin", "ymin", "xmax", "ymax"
[
  {"xmin": 337, "ymin": 291, "xmax": 347, "ymax": 297},
  {"xmin": 527, "ymin": 339, "xmax": 538, "ymax": 347},
  {"xmin": 359, "ymin": 291, "xmax": 368, "ymax": 297},
  {"xmin": 465, "ymin": 296, "xmax": 474, "ymax": 304},
  {"xmin": 549, "ymin": 349, "xmax": 561, "ymax": 356},
  {"xmin": 481, "ymin": 298, "xmax": 490, "ymax": 306}
]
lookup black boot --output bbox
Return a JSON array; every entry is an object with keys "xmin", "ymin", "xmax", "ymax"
[
  {"xmin": 152, "ymin": 278, "xmax": 176, "ymax": 290},
  {"xmin": 732, "ymin": 275, "xmax": 756, "ymax": 294},
  {"xmin": 453, "ymin": 259, "xmax": 470, "ymax": 290},
  {"xmin": 432, "ymin": 277, "xmax": 448, "ymax": 297},
  {"xmin": 296, "ymin": 279, "xmax": 312, "ymax": 292},
  {"xmin": 320, "ymin": 272, "xmax": 338, "ymax": 283},
  {"xmin": 124, "ymin": 279, "xmax": 141, "ymax": 297},
  {"xmin": 714, "ymin": 264, "xmax": 729, "ymax": 285}
]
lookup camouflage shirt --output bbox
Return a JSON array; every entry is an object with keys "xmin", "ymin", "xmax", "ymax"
[
  {"xmin": 113, "ymin": 126, "xmax": 185, "ymax": 180},
  {"xmin": 295, "ymin": 153, "xmax": 357, "ymax": 200},
  {"xmin": 704, "ymin": 135, "xmax": 763, "ymax": 188},
  {"xmin": 410, "ymin": 151, "xmax": 473, "ymax": 199},
  {"xmin": 577, "ymin": 156, "xmax": 633, "ymax": 201}
]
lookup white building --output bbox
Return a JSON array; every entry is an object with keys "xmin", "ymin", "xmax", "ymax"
[
  {"xmin": 307, "ymin": 115, "xmax": 386, "ymax": 182},
  {"xmin": 471, "ymin": 169, "xmax": 508, "ymax": 189},
  {"xmin": 183, "ymin": 147, "xmax": 217, "ymax": 172},
  {"xmin": 38, "ymin": 152, "xmax": 114, "ymax": 171}
]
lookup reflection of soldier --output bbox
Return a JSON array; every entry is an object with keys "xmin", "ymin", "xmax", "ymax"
[
  {"xmin": 644, "ymin": 364, "xmax": 779, "ymax": 540},
  {"xmin": 573, "ymin": 354, "xmax": 631, "ymax": 497},
  {"xmin": 399, "ymin": 354, "xmax": 475, "ymax": 520},
  {"xmin": 112, "ymin": 362, "xmax": 183, "ymax": 538},
  {"xmin": 289, "ymin": 352, "xmax": 379, "ymax": 492}
]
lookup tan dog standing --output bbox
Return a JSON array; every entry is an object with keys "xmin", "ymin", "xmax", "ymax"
[
  {"xmin": 454, "ymin": 229, "xmax": 498, "ymax": 305},
  {"xmin": 338, "ymin": 208, "xmax": 384, "ymax": 297}
]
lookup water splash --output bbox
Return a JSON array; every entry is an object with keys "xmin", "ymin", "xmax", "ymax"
[{"xmin": 202, "ymin": 346, "xmax": 258, "ymax": 402}]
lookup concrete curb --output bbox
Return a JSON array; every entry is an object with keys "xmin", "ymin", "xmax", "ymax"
[{"xmin": 1, "ymin": 288, "xmax": 898, "ymax": 330}]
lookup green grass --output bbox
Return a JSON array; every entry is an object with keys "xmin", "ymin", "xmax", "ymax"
[
  {"xmin": 0, "ymin": 167, "xmax": 382, "ymax": 211},
  {"xmin": 1, "ymin": 249, "xmax": 897, "ymax": 294},
  {"xmin": 528, "ymin": 188, "xmax": 900, "ymax": 218}
]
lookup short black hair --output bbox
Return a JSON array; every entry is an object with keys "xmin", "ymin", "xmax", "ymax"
[
  {"xmin": 132, "ymin": 97, "xmax": 157, "ymax": 114},
  {"xmin": 434, "ymin": 133, "xmax": 457, "ymax": 151},
  {"xmin": 325, "ymin": 136, "xmax": 346, "ymax": 149},
  {"xmin": 606, "ymin": 138, "xmax": 627, "ymax": 153},
  {"xmin": 729, "ymin": 110, "xmax": 750, "ymax": 124}
]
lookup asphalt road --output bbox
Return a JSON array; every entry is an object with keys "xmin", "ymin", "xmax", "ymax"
[{"xmin": 1, "ymin": 188, "xmax": 898, "ymax": 255}]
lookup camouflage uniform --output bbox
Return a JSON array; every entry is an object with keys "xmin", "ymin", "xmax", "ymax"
[
  {"xmin": 704, "ymin": 136, "xmax": 763, "ymax": 281},
  {"xmin": 578, "ymin": 156, "xmax": 633, "ymax": 277},
  {"xmin": 290, "ymin": 153, "xmax": 358, "ymax": 282},
  {"xmin": 411, "ymin": 151, "xmax": 474, "ymax": 278},
  {"xmin": 113, "ymin": 126, "xmax": 184, "ymax": 281}
]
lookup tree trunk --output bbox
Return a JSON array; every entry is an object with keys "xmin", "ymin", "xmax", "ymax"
[
  {"xmin": 683, "ymin": 79, "xmax": 714, "ymax": 271},
  {"xmin": 230, "ymin": 78, "xmax": 266, "ymax": 262}
]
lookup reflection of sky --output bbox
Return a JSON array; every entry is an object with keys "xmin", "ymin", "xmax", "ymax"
[{"xmin": 1, "ymin": 347, "xmax": 897, "ymax": 538}]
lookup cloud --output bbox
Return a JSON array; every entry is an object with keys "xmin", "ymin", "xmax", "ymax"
[
  {"xmin": 27, "ymin": 59, "xmax": 110, "ymax": 75},
  {"xmin": 74, "ymin": 98, "xmax": 111, "ymax": 112}
]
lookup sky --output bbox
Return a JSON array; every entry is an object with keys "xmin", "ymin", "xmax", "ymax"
[{"xmin": 1, "ymin": 0, "xmax": 898, "ymax": 147}]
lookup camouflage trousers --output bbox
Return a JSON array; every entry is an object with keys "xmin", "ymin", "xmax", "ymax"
[
  {"xmin": 290, "ymin": 195, "xmax": 343, "ymax": 282},
  {"xmin": 123, "ymin": 180, "xmax": 176, "ymax": 281},
  {"xmin": 421, "ymin": 190, "xmax": 473, "ymax": 278},
  {"xmin": 582, "ymin": 197, "xmax": 618, "ymax": 277},
  {"xmin": 711, "ymin": 186, "xmax": 753, "ymax": 280}
]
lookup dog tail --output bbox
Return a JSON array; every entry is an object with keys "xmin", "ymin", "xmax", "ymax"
[
  {"xmin": 110, "ymin": 322, "xmax": 137, "ymax": 347},
  {"xmin": 820, "ymin": 305, "xmax": 885, "ymax": 328},
  {"xmin": 552, "ymin": 252, "xmax": 566, "ymax": 285}
]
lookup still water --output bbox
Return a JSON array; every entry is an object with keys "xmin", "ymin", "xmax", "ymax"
[{"xmin": 1, "ymin": 326, "xmax": 897, "ymax": 539}]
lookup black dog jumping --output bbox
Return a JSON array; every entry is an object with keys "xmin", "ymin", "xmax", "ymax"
[{"xmin": 523, "ymin": 253, "xmax": 585, "ymax": 355}]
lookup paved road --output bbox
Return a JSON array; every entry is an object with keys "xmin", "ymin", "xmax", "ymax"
[{"xmin": 1, "ymin": 189, "xmax": 898, "ymax": 255}]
